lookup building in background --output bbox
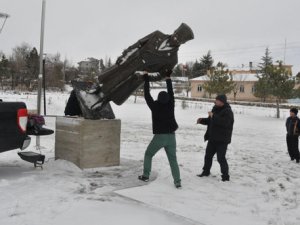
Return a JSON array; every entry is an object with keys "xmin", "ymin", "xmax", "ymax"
[
  {"xmin": 190, "ymin": 71, "xmax": 259, "ymax": 101},
  {"xmin": 78, "ymin": 58, "xmax": 99, "ymax": 75}
]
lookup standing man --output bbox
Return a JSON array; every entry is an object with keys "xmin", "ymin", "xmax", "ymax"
[
  {"xmin": 286, "ymin": 108, "xmax": 300, "ymax": 163},
  {"xmin": 197, "ymin": 94, "xmax": 234, "ymax": 181},
  {"xmin": 138, "ymin": 73, "xmax": 181, "ymax": 188}
]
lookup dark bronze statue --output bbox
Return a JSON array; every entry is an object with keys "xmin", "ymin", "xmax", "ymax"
[{"xmin": 66, "ymin": 23, "xmax": 194, "ymax": 119}]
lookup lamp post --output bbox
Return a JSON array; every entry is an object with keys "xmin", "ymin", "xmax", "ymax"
[
  {"xmin": 43, "ymin": 54, "xmax": 46, "ymax": 116},
  {"xmin": 0, "ymin": 12, "xmax": 10, "ymax": 35},
  {"xmin": 36, "ymin": 0, "xmax": 46, "ymax": 148}
]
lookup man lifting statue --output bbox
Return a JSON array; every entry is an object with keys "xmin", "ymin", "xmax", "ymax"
[{"xmin": 65, "ymin": 23, "xmax": 194, "ymax": 119}]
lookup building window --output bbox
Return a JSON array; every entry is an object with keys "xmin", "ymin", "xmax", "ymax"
[
  {"xmin": 239, "ymin": 85, "xmax": 245, "ymax": 93},
  {"xmin": 252, "ymin": 86, "xmax": 256, "ymax": 93},
  {"xmin": 197, "ymin": 85, "xmax": 202, "ymax": 92}
]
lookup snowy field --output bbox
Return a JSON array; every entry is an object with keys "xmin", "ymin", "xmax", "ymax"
[{"xmin": 0, "ymin": 89, "xmax": 300, "ymax": 225}]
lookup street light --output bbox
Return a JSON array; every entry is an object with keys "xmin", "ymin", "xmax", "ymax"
[{"xmin": 0, "ymin": 12, "xmax": 10, "ymax": 34}]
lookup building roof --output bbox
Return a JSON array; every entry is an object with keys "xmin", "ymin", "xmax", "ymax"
[
  {"xmin": 191, "ymin": 73, "xmax": 259, "ymax": 82},
  {"xmin": 172, "ymin": 76, "xmax": 189, "ymax": 82}
]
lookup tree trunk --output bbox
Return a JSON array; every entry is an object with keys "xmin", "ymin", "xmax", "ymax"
[
  {"xmin": 276, "ymin": 99, "xmax": 280, "ymax": 118},
  {"xmin": 134, "ymin": 90, "xmax": 137, "ymax": 103},
  {"xmin": 11, "ymin": 73, "xmax": 14, "ymax": 90}
]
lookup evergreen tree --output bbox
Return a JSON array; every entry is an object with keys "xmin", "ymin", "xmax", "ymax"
[
  {"xmin": 0, "ymin": 54, "xmax": 9, "ymax": 89},
  {"xmin": 259, "ymin": 48, "xmax": 273, "ymax": 73},
  {"xmin": 269, "ymin": 61, "xmax": 295, "ymax": 118},
  {"xmin": 192, "ymin": 59, "xmax": 202, "ymax": 77},
  {"xmin": 254, "ymin": 76, "xmax": 270, "ymax": 102},
  {"xmin": 200, "ymin": 51, "xmax": 214, "ymax": 75},
  {"xmin": 254, "ymin": 48, "xmax": 273, "ymax": 102},
  {"xmin": 25, "ymin": 47, "xmax": 39, "ymax": 87},
  {"xmin": 203, "ymin": 62, "xmax": 235, "ymax": 97}
]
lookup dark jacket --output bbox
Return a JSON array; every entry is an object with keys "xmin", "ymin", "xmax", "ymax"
[
  {"xmin": 64, "ymin": 90, "xmax": 82, "ymax": 116},
  {"xmin": 286, "ymin": 116, "xmax": 300, "ymax": 136},
  {"xmin": 144, "ymin": 76, "xmax": 178, "ymax": 134},
  {"xmin": 200, "ymin": 103, "xmax": 234, "ymax": 144}
]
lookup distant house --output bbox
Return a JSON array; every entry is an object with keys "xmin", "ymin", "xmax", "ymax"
[
  {"xmin": 190, "ymin": 70, "xmax": 260, "ymax": 101},
  {"xmin": 78, "ymin": 58, "xmax": 100, "ymax": 75},
  {"xmin": 190, "ymin": 65, "xmax": 294, "ymax": 102}
]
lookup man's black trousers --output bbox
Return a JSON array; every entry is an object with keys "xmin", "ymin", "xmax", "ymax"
[
  {"xmin": 203, "ymin": 141, "xmax": 229, "ymax": 175},
  {"xmin": 286, "ymin": 135, "xmax": 300, "ymax": 160}
]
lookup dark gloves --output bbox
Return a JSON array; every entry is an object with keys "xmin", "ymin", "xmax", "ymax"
[{"xmin": 165, "ymin": 69, "xmax": 173, "ymax": 77}]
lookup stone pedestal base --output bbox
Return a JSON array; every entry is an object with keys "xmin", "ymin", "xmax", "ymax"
[{"xmin": 55, "ymin": 117, "xmax": 121, "ymax": 169}]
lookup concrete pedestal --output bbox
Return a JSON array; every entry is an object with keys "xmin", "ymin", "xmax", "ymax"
[{"xmin": 55, "ymin": 117, "xmax": 121, "ymax": 169}]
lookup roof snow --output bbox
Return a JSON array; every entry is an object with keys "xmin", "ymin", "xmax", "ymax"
[{"xmin": 191, "ymin": 73, "xmax": 259, "ymax": 82}]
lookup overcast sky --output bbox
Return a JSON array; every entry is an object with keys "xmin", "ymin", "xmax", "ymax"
[{"xmin": 1, "ymin": 0, "xmax": 300, "ymax": 74}]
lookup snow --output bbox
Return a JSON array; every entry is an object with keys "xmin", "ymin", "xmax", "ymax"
[
  {"xmin": 135, "ymin": 71, "xmax": 160, "ymax": 77},
  {"xmin": 191, "ymin": 74, "xmax": 259, "ymax": 82},
  {"xmin": 0, "ymin": 89, "xmax": 300, "ymax": 225},
  {"xmin": 119, "ymin": 48, "xmax": 138, "ymax": 65},
  {"xmin": 79, "ymin": 90, "xmax": 103, "ymax": 108}
]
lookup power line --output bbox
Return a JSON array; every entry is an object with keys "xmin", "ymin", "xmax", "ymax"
[{"xmin": 180, "ymin": 41, "xmax": 300, "ymax": 56}]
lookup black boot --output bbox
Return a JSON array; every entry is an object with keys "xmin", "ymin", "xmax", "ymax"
[
  {"xmin": 221, "ymin": 174, "xmax": 230, "ymax": 182},
  {"xmin": 138, "ymin": 175, "xmax": 149, "ymax": 182},
  {"xmin": 175, "ymin": 182, "xmax": 182, "ymax": 189},
  {"xmin": 296, "ymin": 159, "xmax": 300, "ymax": 163},
  {"xmin": 197, "ymin": 171, "xmax": 210, "ymax": 177}
]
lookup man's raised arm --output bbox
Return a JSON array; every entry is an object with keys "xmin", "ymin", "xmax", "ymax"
[{"xmin": 144, "ymin": 74, "xmax": 154, "ymax": 109}]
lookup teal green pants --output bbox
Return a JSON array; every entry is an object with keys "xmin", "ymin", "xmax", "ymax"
[{"xmin": 143, "ymin": 134, "xmax": 181, "ymax": 184}]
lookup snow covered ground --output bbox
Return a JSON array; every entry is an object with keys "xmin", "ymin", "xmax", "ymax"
[{"xmin": 0, "ymin": 89, "xmax": 300, "ymax": 225}]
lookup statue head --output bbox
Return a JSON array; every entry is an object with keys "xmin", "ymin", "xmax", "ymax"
[{"xmin": 169, "ymin": 23, "xmax": 194, "ymax": 47}]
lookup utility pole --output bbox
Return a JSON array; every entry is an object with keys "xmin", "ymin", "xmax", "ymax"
[
  {"xmin": 283, "ymin": 38, "xmax": 287, "ymax": 65},
  {"xmin": 36, "ymin": 0, "xmax": 46, "ymax": 148},
  {"xmin": 43, "ymin": 57, "xmax": 46, "ymax": 115}
]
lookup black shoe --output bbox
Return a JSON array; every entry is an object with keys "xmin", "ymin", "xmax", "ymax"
[
  {"xmin": 296, "ymin": 159, "xmax": 300, "ymax": 163},
  {"xmin": 197, "ymin": 171, "xmax": 210, "ymax": 177},
  {"xmin": 221, "ymin": 175, "xmax": 230, "ymax": 182},
  {"xmin": 138, "ymin": 175, "xmax": 149, "ymax": 182},
  {"xmin": 175, "ymin": 183, "xmax": 182, "ymax": 189},
  {"xmin": 27, "ymin": 125, "xmax": 54, "ymax": 136},
  {"xmin": 291, "ymin": 157, "xmax": 295, "ymax": 161}
]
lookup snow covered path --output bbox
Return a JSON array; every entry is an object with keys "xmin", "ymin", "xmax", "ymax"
[{"xmin": 1, "ymin": 91, "xmax": 300, "ymax": 225}]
